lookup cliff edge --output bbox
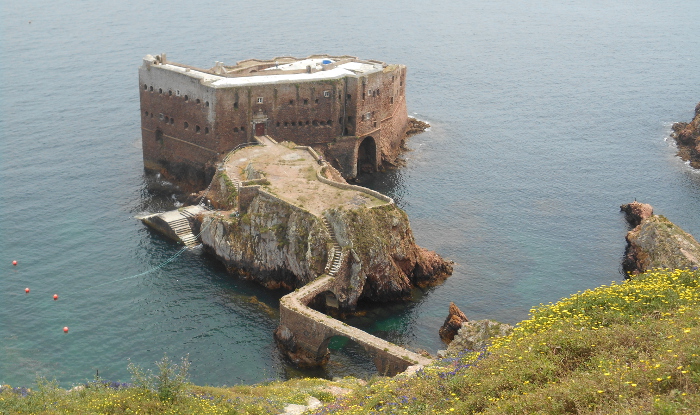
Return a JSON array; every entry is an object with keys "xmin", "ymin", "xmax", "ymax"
[
  {"xmin": 621, "ymin": 202, "xmax": 700, "ymax": 275},
  {"xmin": 671, "ymin": 101, "xmax": 700, "ymax": 169}
]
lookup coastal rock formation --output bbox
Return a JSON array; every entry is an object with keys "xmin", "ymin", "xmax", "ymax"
[
  {"xmin": 671, "ymin": 102, "xmax": 700, "ymax": 169},
  {"xmin": 621, "ymin": 203, "xmax": 700, "ymax": 275},
  {"xmin": 405, "ymin": 118, "xmax": 430, "ymax": 138},
  {"xmin": 438, "ymin": 320, "xmax": 514, "ymax": 357},
  {"xmin": 439, "ymin": 302, "xmax": 469, "ymax": 344},
  {"xmin": 620, "ymin": 201, "xmax": 653, "ymax": 227},
  {"xmin": 198, "ymin": 194, "xmax": 452, "ymax": 310}
]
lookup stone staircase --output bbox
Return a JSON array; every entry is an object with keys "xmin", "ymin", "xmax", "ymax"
[
  {"xmin": 167, "ymin": 213, "xmax": 198, "ymax": 247},
  {"xmin": 322, "ymin": 218, "xmax": 344, "ymax": 277}
]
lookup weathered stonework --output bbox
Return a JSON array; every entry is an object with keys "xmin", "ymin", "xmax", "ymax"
[{"xmin": 139, "ymin": 54, "xmax": 410, "ymax": 189}]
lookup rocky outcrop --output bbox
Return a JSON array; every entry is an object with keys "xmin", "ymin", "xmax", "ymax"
[
  {"xmin": 438, "ymin": 320, "xmax": 514, "ymax": 357},
  {"xmin": 405, "ymin": 117, "xmax": 430, "ymax": 138},
  {"xmin": 622, "ymin": 204, "xmax": 700, "ymax": 275},
  {"xmin": 439, "ymin": 302, "xmax": 469, "ymax": 344},
  {"xmin": 671, "ymin": 102, "xmax": 700, "ymax": 169},
  {"xmin": 198, "ymin": 191, "xmax": 452, "ymax": 310},
  {"xmin": 620, "ymin": 201, "xmax": 653, "ymax": 227}
]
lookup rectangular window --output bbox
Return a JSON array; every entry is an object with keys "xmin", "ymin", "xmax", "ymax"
[
  {"xmin": 257, "ymin": 97, "xmax": 263, "ymax": 103},
  {"xmin": 323, "ymin": 90, "xmax": 330, "ymax": 97},
  {"xmin": 364, "ymin": 112, "xmax": 371, "ymax": 121}
]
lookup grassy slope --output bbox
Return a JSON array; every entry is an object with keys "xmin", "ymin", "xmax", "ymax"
[{"xmin": 2, "ymin": 269, "xmax": 699, "ymax": 414}]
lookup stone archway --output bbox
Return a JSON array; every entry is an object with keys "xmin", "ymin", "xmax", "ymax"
[{"xmin": 357, "ymin": 136, "xmax": 377, "ymax": 174}]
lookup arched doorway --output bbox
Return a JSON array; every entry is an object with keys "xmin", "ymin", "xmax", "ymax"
[{"xmin": 357, "ymin": 136, "xmax": 377, "ymax": 175}]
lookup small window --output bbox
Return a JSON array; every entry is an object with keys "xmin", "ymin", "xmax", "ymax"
[
  {"xmin": 368, "ymin": 90, "xmax": 373, "ymax": 96},
  {"xmin": 289, "ymin": 100, "xmax": 294, "ymax": 105},
  {"xmin": 144, "ymin": 111, "xmax": 149, "ymax": 116},
  {"xmin": 257, "ymin": 97, "xmax": 263, "ymax": 104},
  {"xmin": 373, "ymin": 121, "xmax": 377, "ymax": 127},
  {"xmin": 291, "ymin": 121, "xmax": 296, "ymax": 126},
  {"xmin": 323, "ymin": 90, "xmax": 330, "ymax": 97},
  {"xmin": 241, "ymin": 126, "xmax": 245, "ymax": 131},
  {"xmin": 347, "ymin": 116, "xmax": 353, "ymax": 122},
  {"xmin": 159, "ymin": 88, "xmax": 163, "ymax": 94},
  {"xmin": 234, "ymin": 102, "xmax": 238, "ymax": 109},
  {"xmin": 143, "ymin": 84, "xmax": 148, "ymax": 90},
  {"xmin": 234, "ymin": 127, "xmax": 239, "ymax": 132},
  {"xmin": 320, "ymin": 120, "xmax": 325, "ymax": 126},
  {"xmin": 184, "ymin": 122, "xmax": 189, "ymax": 129},
  {"xmin": 184, "ymin": 95, "xmax": 189, "ymax": 101},
  {"xmin": 303, "ymin": 99, "xmax": 308, "ymax": 105},
  {"xmin": 168, "ymin": 90, "xmax": 172, "ymax": 96},
  {"xmin": 149, "ymin": 86, "xmax": 153, "ymax": 92},
  {"xmin": 205, "ymin": 101, "xmax": 209, "ymax": 107},
  {"xmin": 313, "ymin": 120, "xmax": 318, "ymax": 126},
  {"xmin": 284, "ymin": 121, "xmax": 289, "ymax": 127},
  {"xmin": 196, "ymin": 98, "xmax": 201, "ymax": 104},
  {"xmin": 205, "ymin": 127, "xmax": 209, "ymax": 134},
  {"xmin": 364, "ymin": 112, "xmax": 371, "ymax": 121},
  {"xmin": 195, "ymin": 125, "xmax": 201, "ymax": 133},
  {"xmin": 327, "ymin": 120, "xmax": 332, "ymax": 126},
  {"xmin": 315, "ymin": 98, "xmax": 319, "ymax": 104},
  {"xmin": 170, "ymin": 118, "xmax": 174, "ymax": 125},
  {"xmin": 176, "ymin": 90, "xmax": 180, "ymax": 96},
  {"xmin": 376, "ymin": 89, "xmax": 380, "ymax": 96},
  {"xmin": 390, "ymin": 97, "xmax": 394, "ymax": 104},
  {"xmin": 305, "ymin": 120, "xmax": 309, "ymax": 125},
  {"xmin": 346, "ymin": 94, "xmax": 351, "ymax": 100}
]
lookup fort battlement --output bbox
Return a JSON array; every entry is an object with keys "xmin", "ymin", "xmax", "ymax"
[{"xmin": 139, "ymin": 53, "xmax": 409, "ymax": 189}]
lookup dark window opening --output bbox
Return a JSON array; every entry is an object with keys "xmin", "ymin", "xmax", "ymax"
[
  {"xmin": 241, "ymin": 126, "xmax": 245, "ymax": 131},
  {"xmin": 305, "ymin": 120, "xmax": 309, "ymax": 125},
  {"xmin": 184, "ymin": 122, "xmax": 189, "ymax": 129},
  {"xmin": 373, "ymin": 121, "xmax": 377, "ymax": 128},
  {"xmin": 320, "ymin": 120, "xmax": 325, "ymax": 126},
  {"xmin": 315, "ymin": 98, "xmax": 319, "ymax": 104},
  {"xmin": 347, "ymin": 116, "xmax": 353, "ymax": 122},
  {"xmin": 184, "ymin": 95, "xmax": 189, "ymax": 101},
  {"xmin": 284, "ymin": 122, "xmax": 289, "ymax": 127},
  {"xmin": 346, "ymin": 94, "xmax": 351, "ymax": 100},
  {"xmin": 303, "ymin": 99, "xmax": 308, "ymax": 105},
  {"xmin": 168, "ymin": 90, "xmax": 172, "ymax": 96},
  {"xmin": 170, "ymin": 118, "xmax": 174, "ymax": 125},
  {"xmin": 195, "ymin": 98, "xmax": 201, "ymax": 104},
  {"xmin": 327, "ymin": 120, "xmax": 332, "ymax": 126},
  {"xmin": 143, "ymin": 84, "xmax": 147, "ymax": 90},
  {"xmin": 149, "ymin": 86, "xmax": 153, "ymax": 92},
  {"xmin": 234, "ymin": 127, "xmax": 239, "ymax": 132},
  {"xmin": 205, "ymin": 101, "xmax": 209, "ymax": 107},
  {"xmin": 234, "ymin": 102, "xmax": 238, "ymax": 109},
  {"xmin": 390, "ymin": 97, "xmax": 394, "ymax": 104},
  {"xmin": 144, "ymin": 111, "xmax": 149, "ymax": 117},
  {"xmin": 205, "ymin": 127, "xmax": 209, "ymax": 134},
  {"xmin": 289, "ymin": 100, "xmax": 294, "ymax": 105},
  {"xmin": 195, "ymin": 125, "xmax": 201, "ymax": 133},
  {"xmin": 292, "ymin": 121, "xmax": 296, "ymax": 126},
  {"xmin": 155, "ymin": 129, "xmax": 163, "ymax": 143},
  {"xmin": 313, "ymin": 120, "xmax": 318, "ymax": 126},
  {"xmin": 159, "ymin": 88, "xmax": 163, "ymax": 94}
]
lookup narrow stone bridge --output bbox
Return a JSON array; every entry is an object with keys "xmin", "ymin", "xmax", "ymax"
[{"xmin": 278, "ymin": 275, "xmax": 432, "ymax": 376}]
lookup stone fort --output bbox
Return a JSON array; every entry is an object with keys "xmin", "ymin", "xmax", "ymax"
[{"xmin": 139, "ymin": 53, "xmax": 409, "ymax": 188}]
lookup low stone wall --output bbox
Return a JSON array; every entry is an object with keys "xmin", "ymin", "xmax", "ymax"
[{"xmin": 316, "ymin": 166, "xmax": 394, "ymax": 205}]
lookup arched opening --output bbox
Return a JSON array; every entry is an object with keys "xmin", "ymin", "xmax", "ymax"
[
  {"xmin": 154, "ymin": 128, "xmax": 163, "ymax": 144},
  {"xmin": 357, "ymin": 136, "xmax": 377, "ymax": 175}
]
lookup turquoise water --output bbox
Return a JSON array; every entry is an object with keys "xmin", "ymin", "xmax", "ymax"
[{"xmin": 2, "ymin": 0, "xmax": 699, "ymax": 387}]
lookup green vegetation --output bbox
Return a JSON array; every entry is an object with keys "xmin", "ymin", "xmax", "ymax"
[{"xmin": 3, "ymin": 269, "xmax": 699, "ymax": 414}]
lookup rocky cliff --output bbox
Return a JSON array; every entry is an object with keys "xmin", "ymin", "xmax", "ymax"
[
  {"xmin": 671, "ymin": 101, "xmax": 700, "ymax": 169},
  {"xmin": 198, "ymin": 187, "xmax": 452, "ymax": 310},
  {"xmin": 621, "ymin": 202, "xmax": 700, "ymax": 275}
]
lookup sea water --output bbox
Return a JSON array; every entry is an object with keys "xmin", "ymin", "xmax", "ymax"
[{"xmin": 1, "ymin": 0, "xmax": 699, "ymax": 387}]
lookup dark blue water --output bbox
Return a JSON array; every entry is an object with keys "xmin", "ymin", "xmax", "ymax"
[{"xmin": 2, "ymin": 0, "xmax": 699, "ymax": 387}]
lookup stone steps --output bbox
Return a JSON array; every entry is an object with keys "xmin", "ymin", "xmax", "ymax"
[
  {"xmin": 322, "ymin": 218, "xmax": 344, "ymax": 277},
  {"xmin": 165, "ymin": 213, "xmax": 199, "ymax": 247}
]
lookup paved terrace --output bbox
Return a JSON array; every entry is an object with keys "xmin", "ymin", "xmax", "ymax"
[{"xmin": 223, "ymin": 137, "xmax": 431, "ymax": 375}]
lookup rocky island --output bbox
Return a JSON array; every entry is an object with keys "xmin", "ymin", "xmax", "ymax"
[{"xmin": 671, "ymin": 101, "xmax": 700, "ymax": 169}]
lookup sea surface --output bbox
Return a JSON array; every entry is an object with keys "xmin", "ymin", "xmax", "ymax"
[{"xmin": 1, "ymin": 0, "xmax": 699, "ymax": 387}]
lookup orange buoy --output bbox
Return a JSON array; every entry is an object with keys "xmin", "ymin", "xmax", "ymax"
[
  {"xmin": 25, "ymin": 287, "xmax": 30, "ymax": 293},
  {"xmin": 63, "ymin": 327, "xmax": 69, "ymax": 333},
  {"xmin": 53, "ymin": 294, "xmax": 58, "ymax": 301},
  {"xmin": 12, "ymin": 260, "xmax": 18, "ymax": 266}
]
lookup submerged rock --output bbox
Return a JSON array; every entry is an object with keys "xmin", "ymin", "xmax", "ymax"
[
  {"xmin": 439, "ymin": 302, "xmax": 469, "ymax": 344},
  {"xmin": 622, "ymin": 203, "xmax": 700, "ymax": 275},
  {"xmin": 671, "ymin": 102, "xmax": 700, "ymax": 169}
]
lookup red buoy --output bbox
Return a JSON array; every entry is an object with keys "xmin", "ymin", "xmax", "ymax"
[
  {"xmin": 12, "ymin": 260, "xmax": 18, "ymax": 266},
  {"xmin": 25, "ymin": 287, "xmax": 30, "ymax": 293},
  {"xmin": 63, "ymin": 327, "xmax": 69, "ymax": 333},
  {"xmin": 53, "ymin": 294, "xmax": 58, "ymax": 301}
]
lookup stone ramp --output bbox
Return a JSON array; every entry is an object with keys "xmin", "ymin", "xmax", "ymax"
[{"xmin": 279, "ymin": 275, "xmax": 432, "ymax": 376}]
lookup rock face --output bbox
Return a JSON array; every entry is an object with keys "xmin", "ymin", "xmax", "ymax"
[
  {"xmin": 438, "ymin": 320, "xmax": 514, "ymax": 357},
  {"xmin": 198, "ymin": 191, "xmax": 452, "ymax": 310},
  {"xmin": 439, "ymin": 302, "xmax": 469, "ymax": 344},
  {"xmin": 622, "ymin": 204, "xmax": 700, "ymax": 275},
  {"xmin": 671, "ymin": 102, "xmax": 700, "ymax": 169},
  {"xmin": 620, "ymin": 201, "xmax": 654, "ymax": 228}
]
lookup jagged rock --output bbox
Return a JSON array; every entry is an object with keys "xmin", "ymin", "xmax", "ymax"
[
  {"xmin": 438, "ymin": 320, "xmax": 514, "ymax": 357},
  {"xmin": 620, "ymin": 201, "xmax": 654, "ymax": 227},
  {"xmin": 622, "ymin": 207, "xmax": 700, "ymax": 275},
  {"xmin": 671, "ymin": 102, "xmax": 700, "ymax": 169},
  {"xmin": 439, "ymin": 302, "xmax": 469, "ymax": 344},
  {"xmin": 405, "ymin": 117, "xmax": 430, "ymax": 138}
]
